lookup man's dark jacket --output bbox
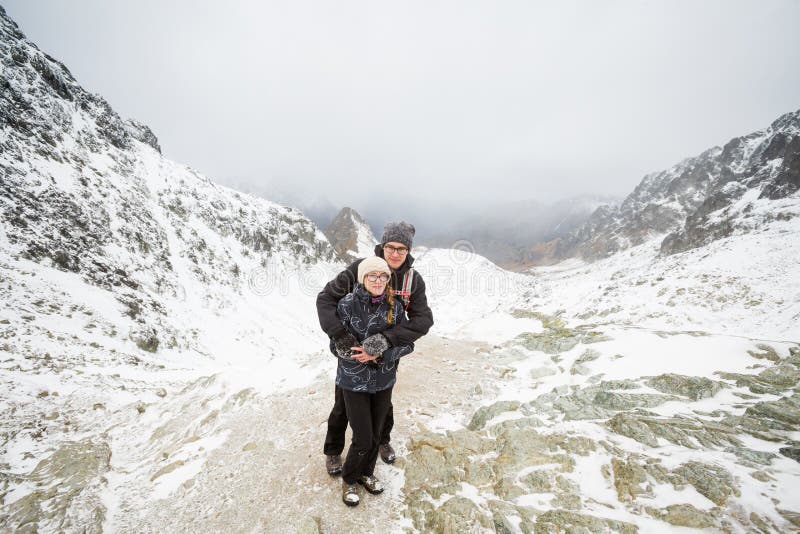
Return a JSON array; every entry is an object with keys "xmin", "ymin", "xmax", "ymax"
[{"xmin": 316, "ymin": 244, "xmax": 434, "ymax": 347}]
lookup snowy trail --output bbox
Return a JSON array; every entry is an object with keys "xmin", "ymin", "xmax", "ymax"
[{"xmin": 109, "ymin": 334, "xmax": 496, "ymax": 533}]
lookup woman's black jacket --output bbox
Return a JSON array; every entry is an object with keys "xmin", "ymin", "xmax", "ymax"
[{"xmin": 331, "ymin": 284, "xmax": 414, "ymax": 393}]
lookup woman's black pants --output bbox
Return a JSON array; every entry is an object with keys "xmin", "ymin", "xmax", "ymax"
[
  {"xmin": 340, "ymin": 386, "xmax": 393, "ymax": 485},
  {"xmin": 324, "ymin": 385, "xmax": 393, "ymax": 455}
]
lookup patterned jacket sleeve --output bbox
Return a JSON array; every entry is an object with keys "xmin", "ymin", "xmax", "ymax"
[{"xmin": 380, "ymin": 342, "xmax": 414, "ymax": 364}]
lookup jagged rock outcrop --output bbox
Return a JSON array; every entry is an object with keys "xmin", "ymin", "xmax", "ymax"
[
  {"xmin": 662, "ymin": 111, "xmax": 800, "ymax": 254},
  {"xmin": 323, "ymin": 207, "xmax": 376, "ymax": 262},
  {"xmin": 552, "ymin": 109, "xmax": 800, "ymax": 261}
]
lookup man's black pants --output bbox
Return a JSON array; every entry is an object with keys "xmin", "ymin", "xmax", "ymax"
[
  {"xmin": 324, "ymin": 385, "xmax": 393, "ymax": 456},
  {"xmin": 339, "ymin": 386, "xmax": 393, "ymax": 484}
]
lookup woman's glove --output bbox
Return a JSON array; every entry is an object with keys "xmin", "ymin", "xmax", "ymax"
[
  {"xmin": 333, "ymin": 332, "xmax": 358, "ymax": 359},
  {"xmin": 362, "ymin": 333, "xmax": 390, "ymax": 358}
]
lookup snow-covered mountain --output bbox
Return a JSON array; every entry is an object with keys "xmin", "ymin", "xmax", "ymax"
[
  {"xmin": 1, "ymin": 7, "xmax": 343, "ymax": 531},
  {"xmin": 0, "ymin": 4, "xmax": 338, "ymax": 349},
  {"xmin": 323, "ymin": 207, "xmax": 377, "ymax": 262},
  {"xmin": 553, "ymin": 110, "xmax": 800, "ymax": 262}
]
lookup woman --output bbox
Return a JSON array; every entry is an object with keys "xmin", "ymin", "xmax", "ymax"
[{"xmin": 331, "ymin": 256, "xmax": 414, "ymax": 507}]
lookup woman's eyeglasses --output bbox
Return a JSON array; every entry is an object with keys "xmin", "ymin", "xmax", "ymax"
[
  {"xmin": 384, "ymin": 245, "xmax": 409, "ymax": 256},
  {"xmin": 365, "ymin": 273, "xmax": 390, "ymax": 283}
]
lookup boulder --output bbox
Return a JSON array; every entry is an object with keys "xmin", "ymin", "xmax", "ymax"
[{"xmin": 646, "ymin": 374, "xmax": 726, "ymax": 401}]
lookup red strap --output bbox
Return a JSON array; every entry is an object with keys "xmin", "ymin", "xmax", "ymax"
[
  {"xmin": 390, "ymin": 289, "xmax": 411, "ymax": 310},
  {"xmin": 391, "ymin": 270, "xmax": 414, "ymax": 311}
]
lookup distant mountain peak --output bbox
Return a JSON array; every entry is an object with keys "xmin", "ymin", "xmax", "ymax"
[{"xmin": 324, "ymin": 207, "xmax": 377, "ymax": 262}]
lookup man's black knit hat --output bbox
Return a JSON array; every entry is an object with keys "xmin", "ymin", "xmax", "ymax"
[{"xmin": 381, "ymin": 221, "xmax": 415, "ymax": 249}]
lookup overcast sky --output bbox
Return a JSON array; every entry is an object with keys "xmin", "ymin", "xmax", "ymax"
[{"xmin": 5, "ymin": 0, "xmax": 800, "ymax": 222}]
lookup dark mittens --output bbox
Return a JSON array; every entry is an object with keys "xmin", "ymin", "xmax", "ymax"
[
  {"xmin": 334, "ymin": 332, "xmax": 358, "ymax": 359},
  {"xmin": 362, "ymin": 333, "xmax": 390, "ymax": 357}
]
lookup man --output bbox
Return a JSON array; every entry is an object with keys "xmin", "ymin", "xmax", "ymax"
[{"xmin": 317, "ymin": 221, "xmax": 434, "ymax": 475}]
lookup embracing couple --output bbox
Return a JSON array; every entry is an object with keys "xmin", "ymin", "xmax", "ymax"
[{"xmin": 316, "ymin": 221, "xmax": 434, "ymax": 507}]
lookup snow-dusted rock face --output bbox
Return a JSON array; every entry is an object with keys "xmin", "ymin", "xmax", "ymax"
[
  {"xmin": 323, "ymin": 206, "xmax": 377, "ymax": 262},
  {"xmin": 0, "ymin": 6, "xmax": 337, "ymax": 351},
  {"xmin": 556, "ymin": 110, "xmax": 800, "ymax": 261}
]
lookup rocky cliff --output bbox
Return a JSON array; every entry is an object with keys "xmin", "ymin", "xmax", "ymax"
[{"xmin": 554, "ymin": 110, "xmax": 800, "ymax": 261}]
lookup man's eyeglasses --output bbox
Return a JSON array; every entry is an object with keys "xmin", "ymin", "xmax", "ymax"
[
  {"xmin": 366, "ymin": 273, "xmax": 390, "ymax": 282},
  {"xmin": 384, "ymin": 245, "xmax": 409, "ymax": 256}
]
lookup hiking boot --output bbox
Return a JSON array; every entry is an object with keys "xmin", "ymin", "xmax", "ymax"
[
  {"xmin": 357, "ymin": 474, "xmax": 384, "ymax": 495},
  {"xmin": 342, "ymin": 482, "xmax": 360, "ymax": 507},
  {"xmin": 379, "ymin": 443, "xmax": 396, "ymax": 464},
  {"xmin": 326, "ymin": 454, "xmax": 342, "ymax": 476}
]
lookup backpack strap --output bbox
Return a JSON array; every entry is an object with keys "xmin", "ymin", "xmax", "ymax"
[{"xmin": 392, "ymin": 268, "xmax": 414, "ymax": 311}]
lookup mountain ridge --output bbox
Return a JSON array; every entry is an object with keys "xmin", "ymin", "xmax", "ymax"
[{"xmin": 550, "ymin": 109, "xmax": 800, "ymax": 262}]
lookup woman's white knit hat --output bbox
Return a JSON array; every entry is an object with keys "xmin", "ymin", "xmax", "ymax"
[{"xmin": 358, "ymin": 256, "xmax": 391, "ymax": 285}]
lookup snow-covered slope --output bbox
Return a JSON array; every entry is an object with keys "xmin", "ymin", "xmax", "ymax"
[
  {"xmin": 412, "ymin": 246, "xmax": 538, "ymax": 344},
  {"xmin": 412, "ymin": 200, "xmax": 799, "ymax": 346},
  {"xmin": 531, "ymin": 214, "xmax": 799, "ymax": 341}
]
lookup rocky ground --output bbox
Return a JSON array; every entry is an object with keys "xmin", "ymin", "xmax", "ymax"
[
  {"xmin": 7, "ymin": 312, "xmax": 794, "ymax": 533},
  {"xmin": 397, "ymin": 314, "xmax": 800, "ymax": 533}
]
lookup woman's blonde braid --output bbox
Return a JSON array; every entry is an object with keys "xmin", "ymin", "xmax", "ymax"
[{"xmin": 386, "ymin": 286, "xmax": 394, "ymax": 325}]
